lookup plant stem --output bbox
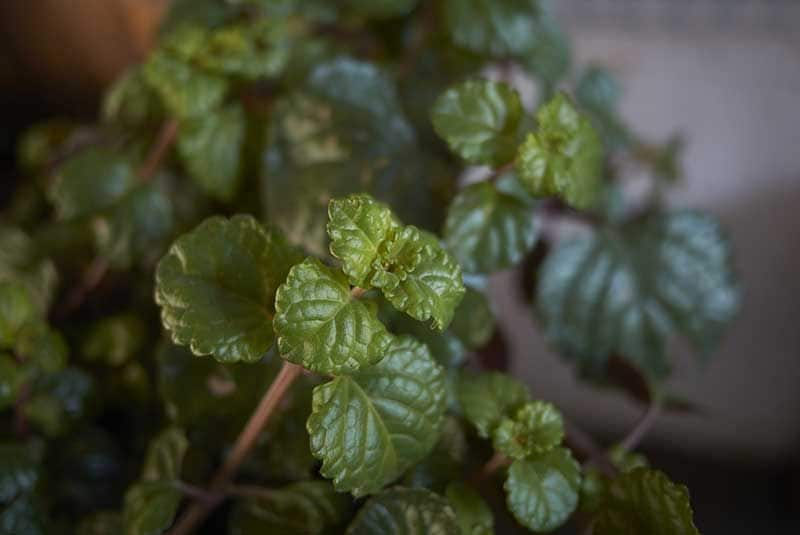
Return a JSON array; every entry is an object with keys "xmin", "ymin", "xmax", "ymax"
[
  {"xmin": 564, "ymin": 418, "xmax": 617, "ymax": 478},
  {"xmin": 350, "ymin": 286, "xmax": 367, "ymax": 299},
  {"xmin": 167, "ymin": 361, "xmax": 304, "ymax": 535},
  {"xmin": 487, "ymin": 160, "xmax": 516, "ymax": 182},
  {"xmin": 52, "ymin": 255, "xmax": 110, "ymax": 320},
  {"xmin": 475, "ymin": 451, "xmax": 511, "ymax": 482},
  {"xmin": 618, "ymin": 402, "xmax": 661, "ymax": 452},
  {"xmin": 139, "ymin": 119, "xmax": 179, "ymax": 181}
]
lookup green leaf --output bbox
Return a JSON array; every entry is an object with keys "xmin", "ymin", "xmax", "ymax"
[
  {"xmin": 431, "ymin": 79, "xmax": 523, "ymax": 166},
  {"xmin": 0, "ymin": 227, "xmax": 57, "ymax": 315},
  {"xmin": 445, "ymin": 482, "xmax": 494, "ymax": 535},
  {"xmin": 347, "ymin": 487, "xmax": 459, "ymax": 535},
  {"xmin": 328, "ymin": 194, "xmax": 399, "ymax": 287},
  {"xmin": 0, "ymin": 442, "xmax": 41, "ymax": 503},
  {"xmin": 444, "ymin": 0, "xmax": 543, "ymax": 57},
  {"xmin": 141, "ymin": 428, "xmax": 188, "ymax": 482},
  {"xmin": 536, "ymin": 210, "xmax": 740, "ymax": 379},
  {"xmin": 229, "ymin": 481, "xmax": 350, "ymax": 535},
  {"xmin": 345, "ymin": 0, "xmax": 419, "ymax": 19},
  {"xmin": 0, "ymin": 355, "xmax": 25, "ymax": 409},
  {"xmin": 16, "ymin": 119, "xmax": 76, "ymax": 174},
  {"xmin": 0, "ymin": 494, "xmax": 48, "ymax": 535},
  {"xmin": 448, "ymin": 286, "xmax": 495, "ymax": 350},
  {"xmin": 14, "ymin": 322, "xmax": 69, "ymax": 374},
  {"xmin": 457, "ymin": 371, "xmax": 529, "ymax": 438},
  {"xmin": 156, "ymin": 215, "xmax": 301, "ymax": 363},
  {"xmin": 274, "ymin": 258, "xmax": 393, "ymax": 374},
  {"xmin": 194, "ymin": 20, "xmax": 293, "ymax": 80},
  {"xmin": 504, "ymin": 447, "xmax": 581, "ymax": 532},
  {"xmin": 177, "ymin": 103, "xmax": 246, "ymax": 202},
  {"xmin": 102, "ymin": 66, "xmax": 164, "ymax": 126},
  {"xmin": 575, "ymin": 67, "xmax": 631, "ymax": 150},
  {"xmin": 82, "ymin": 315, "xmax": 146, "ymax": 367},
  {"xmin": 26, "ymin": 367, "xmax": 93, "ymax": 436},
  {"xmin": 143, "ymin": 50, "xmax": 228, "ymax": 119},
  {"xmin": 49, "ymin": 147, "xmax": 137, "ymax": 220},
  {"xmin": 444, "ymin": 175, "xmax": 537, "ymax": 274},
  {"xmin": 608, "ymin": 446, "xmax": 650, "ymax": 474},
  {"xmin": 94, "ymin": 182, "xmax": 174, "ymax": 269},
  {"xmin": 492, "ymin": 401, "xmax": 564, "ymax": 460},
  {"xmin": 307, "ymin": 336, "xmax": 447, "ymax": 496},
  {"xmin": 371, "ymin": 227, "xmax": 465, "ymax": 330},
  {"xmin": 122, "ymin": 481, "xmax": 181, "ymax": 535},
  {"xmin": 516, "ymin": 93, "xmax": 603, "ymax": 210},
  {"xmin": 0, "ymin": 282, "xmax": 36, "ymax": 349},
  {"xmin": 593, "ymin": 468, "xmax": 700, "ymax": 535},
  {"xmin": 522, "ymin": 10, "xmax": 571, "ymax": 89},
  {"xmin": 389, "ymin": 310, "xmax": 466, "ymax": 369},
  {"xmin": 403, "ymin": 417, "xmax": 467, "ymax": 491}
]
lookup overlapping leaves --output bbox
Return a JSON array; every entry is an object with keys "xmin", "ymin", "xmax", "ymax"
[{"xmin": 347, "ymin": 487, "xmax": 459, "ymax": 534}]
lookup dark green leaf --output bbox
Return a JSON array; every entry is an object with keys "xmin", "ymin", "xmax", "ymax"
[
  {"xmin": 156, "ymin": 215, "xmax": 301, "ymax": 363},
  {"xmin": 574, "ymin": 67, "xmax": 632, "ymax": 150},
  {"xmin": 0, "ymin": 226, "xmax": 57, "ymax": 314},
  {"xmin": 307, "ymin": 336, "xmax": 447, "ymax": 496},
  {"xmin": 504, "ymin": 447, "xmax": 581, "ymax": 532},
  {"xmin": 141, "ymin": 428, "xmax": 188, "ymax": 482},
  {"xmin": 0, "ymin": 442, "xmax": 41, "ymax": 503},
  {"xmin": 26, "ymin": 367, "xmax": 93, "ymax": 436},
  {"xmin": 345, "ymin": 0, "xmax": 419, "ymax": 19},
  {"xmin": 403, "ymin": 417, "xmax": 467, "ymax": 491},
  {"xmin": 593, "ymin": 468, "xmax": 700, "ymax": 535},
  {"xmin": 536, "ymin": 210, "xmax": 740, "ymax": 379},
  {"xmin": 457, "ymin": 371, "xmax": 529, "ymax": 437},
  {"xmin": 448, "ymin": 286, "xmax": 495, "ymax": 350},
  {"xmin": 143, "ymin": 50, "xmax": 228, "ymax": 119},
  {"xmin": 431, "ymin": 79, "xmax": 523, "ymax": 166},
  {"xmin": 102, "ymin": 67, "xmax": 164, "ymax": 126},
  {"xmin": 14, "ymin": 321, "xmax": 68, "ymax": 374},
  {"xmin": 274, "ymin": 258, "xmax": 393, "ymax": 374},
  {"xmin": 444, "ymin": 0, "xmax": 543, "ymax": 57},
  {"xmin": 0, "ymin": 494, "xmax": 48, "ymax": 535},
  {"xmin": 516, "ymin": 93, "xmax": 603, "ymax": 209},
  {"xmin": 445, "ymin": 482, "xmax": 494, "ymax": 535},
  {"xmin": 347, "ymin": 487, "xmax": 459, "ymax": 535},
  {"xmin": 122, "ymin": 481, "xmax": 181, "ymax": 535},
  {"xmin": 177, "ymin": 103, "xmax": 246, "ymax": 202},
  {"xmin": 16, "ymin": 120, "xmax": 76, "ymax": 174},
  {"xmin": 82, "ymin": 315, "xmax": 146, "ymax": 367},
  {"xmin": 0, "ymin": 282, "xmax": 36, "ymax": 349},
  {"xmin": 492, "ymin": 401, "xmax": 564, "ymax": 460},
  {"xmin": 444, "ymin": 176, "xmax": 537, "ymax": 274},
  {"xmin": 0, "ymin": 354, "xmax": 25, "ymax": 409},
  {"xmin": 77, "ymin": 512, "xmax": 123, "ymax": 535},
  {"xmin": 522, "ymin": 10, "xmax": 571, "ymax": 88},
  {"xmin": 229, "ymin": 481, "xmax": 350, "ymax": 535}
]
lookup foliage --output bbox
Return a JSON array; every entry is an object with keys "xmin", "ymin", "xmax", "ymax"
[{"xmin": 1, "ymin": 0, "xmax": 738, "ymax": 533}]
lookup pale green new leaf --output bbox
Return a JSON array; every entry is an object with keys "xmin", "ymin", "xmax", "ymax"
[
  {"xmin": 327, "ymin": 194, "xmax": 399, "ymax": 287},
  {"xmin": 536, "ymin": 210, "xmax": 740, "ymax": 379},
  {"xmin": 593, "ymin": 468, "xmax": 700, "ymax": 535},
  {"xmin": 141, "ymin": 428, "xmax": 188, "ymax": 482},
  {"xmin": 307, "ymin": 336, "xmax": 447, "ymax": 496},
  {"xmin": 505, "ymin": 447, "xmax": 581, "ymax": 532},
  {"xmin": 229, "ymin": 481, "xmax": 350, "ymax": 535},
  {"xmin": 347, "ymin": 487, "xmax": 459, "ymax": 535},
  {"xmin": 444, "ymin": 175, "xmax": 537, "ymax": 274},
  {"xmin": 431, "ymin": 80, "xmax": 523, "ymax": 166},
  {"xmin": 457, "ymin": 371, "xmax": 529, "ymax": 438},
  {"xmin": 49, "ymin": 147, "xmax": 137, "ymax": 220},
  {"xmin": 445, "ymin": 482, "xmax": 494, "ymax": 535},
  {"xmin": 371, "ymin": 227, "xmax": 465, "ymax": 330},
  {"xmin": 122, "ymin": 482, "xmax": 181, "ymax": 535},
  {"xmin": 444, "ymin": 0, "xmax": 542, "ymax": 57},
  {"xmin": 177, "ymin": 103, "xmax": 245, "ymax": 202},
  {"xmin": 492, "ymin": 401, "xmax": 564, "ymax": 460},
  {"xmin": 156, "ymin": 215, "xmax": 301, "ymax": 363},
  {"xmin": 274, "ymin": 258, "xmax": 393, "ymax": 374},
  {"xmin": 517, "ymin": 93, "xmax": 603, "ymax": 209}
]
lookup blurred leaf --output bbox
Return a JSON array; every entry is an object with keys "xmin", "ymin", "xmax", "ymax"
[
  {"xmin": 575, "ymin": 67, "xmax": 632, "ymax": 150},
  {"xmin": 516, "ymin": 93, "xmax": 603, "ymax": 210},
  {"xmin": 15, "ymin": 321, "xmax": 69, "ymax": 374},
  {"xmin": 0, "ymin": 354, "xmax": 25, "ymax": 409},
  {"xmin": 448, "ymin": 286, "xmax": 495, "ymax": 350},
  {"xmin": 82, "ymin": 315, "xmax": 146, "ymax": 367},
  {"xmin": 347, "ymin": 487, "xmax": 459, "ymax": 534},
  {"xmin": 431, "ymin": 79, "xmax": 523, "ymax": 166},
  {"xmin": 444, "ymin": 0, "xmax": 542, "ymax": 57},
  {"xmin": 522, "ymin": 9, "xmax": 571, "ymax": 90},
  {"xmin": 457, "ymin": 371, "xmax": 529, "ymax": 438},
  {"xmin": 76, "ymin": 512, "xmax": 123, "ymax": 535},
  {"xmin": 592, "ymin": 468, "xmax": 699, "ymax": 535},
  {"xmin": 26, "ymin": 367, "xmax": 93, "ymax": 437},
  {"xmin": 177, "ymin": 103, "xmax": 246, "ymax": 202},
  {"xmin": 229, "ymin": 481, "xmax": 350, "ymax": 535},
  {"xmin": 16, "ymin": 120, "xmax": 76, "ymax": 174},
  {"xmin": 49, "ymin": 147, "xmax": 137, "ymax": 220},
  {"xmin": 0, "ymin": 227, "xmax": 57, "ymax": 314},
  {"xmin": 274, "ymin": 258, "xmax": 393, "ymax": 374},
  {"xmin": 0, "ymin": 442, "xmax": 41, "ymax": 503},
  {"xmin": 345, "ymin": 0, "xmax": 419, "ymax": 19},
  {"xmin": 444, "ymin": 175, "xmax": 537, "ymax": 274},
  {"xmin": 0, "ymin": 282, "xmax": 36, "ymax": 349},
  {"xmin": 102, "ymin": 67, "xmax": 164, "ymax": 127},
  {"xmin": 492, "ymin": 401, "xmax": 564, "ymax": 460},
  {"xmin": 445, "ymin": 482, "xmax": 494, "ymax": 535},
  {"xmin": 122, "ymin": 481, "xmax": 181, "ymax": 535},
  {"xmin": 156, "ymin": 215, "xmax": 301, "ymax": 363},
  {"xmin": 536, "ymin": 210, "xmax": 740, "ymax": 380},
  {"xmin": 308, "ymin": 336, "xmax": 446, "ymax": 496},
  {"xmin": 403, "ymin": 417, "xmax": 467, "ymax": 491},
  {"xmin": 504, "ymin": 447, "xmax": 581, "ymax": 532},
  {"xmin": 0, "ymin": 493, "xmax": 48, "ymax": 535},
  {"xmin": 141, "ymin": 428, "xmax": 188, "ymax": 482}
]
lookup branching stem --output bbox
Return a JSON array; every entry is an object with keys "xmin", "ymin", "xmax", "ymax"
[
  {"xmin": 618, "ymin": 402, "xmax": 661, "ymax": 452},
  {"xmin": 167, "ymin": 361, "xmax": 303, "ymax": 535}
]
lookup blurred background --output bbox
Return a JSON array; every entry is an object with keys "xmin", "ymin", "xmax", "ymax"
[{"xmin": 1, "ymin": 0, "xmax": 798, "ymax": 532}]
